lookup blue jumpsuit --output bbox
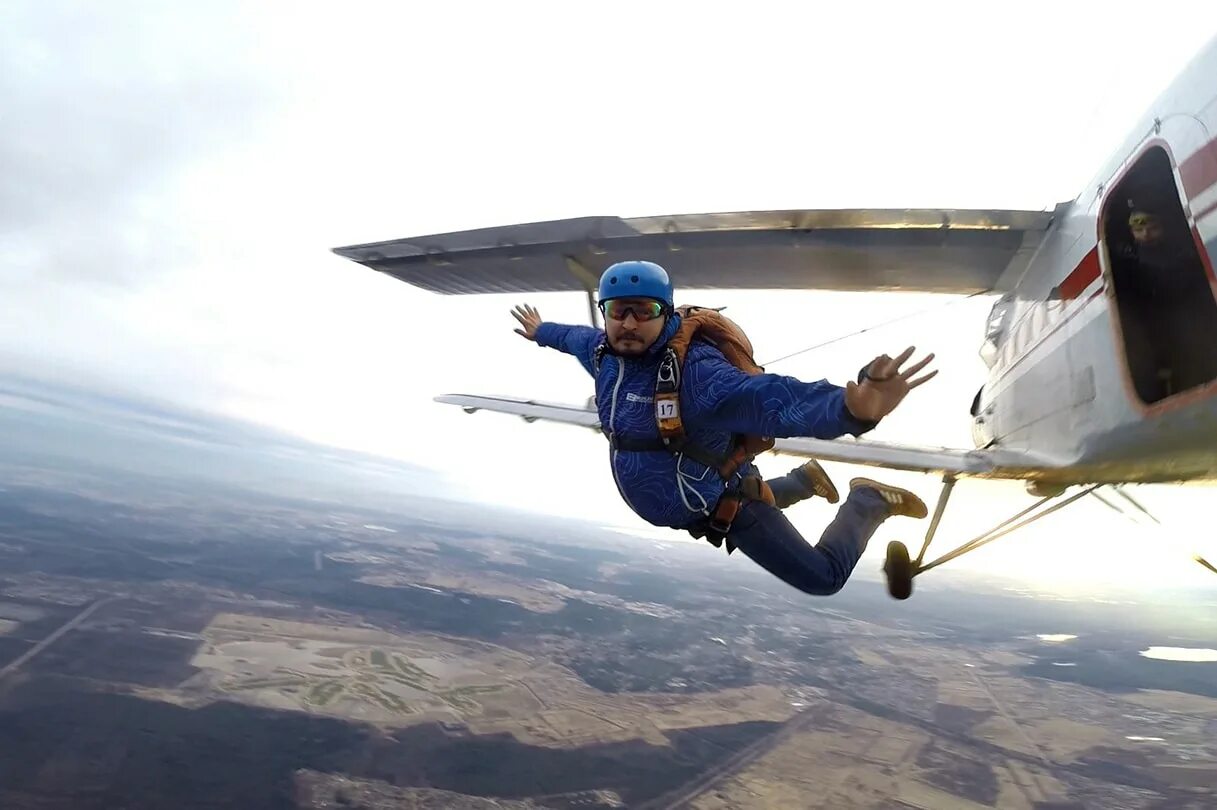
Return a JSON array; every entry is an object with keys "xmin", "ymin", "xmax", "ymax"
[{"xmin": 535, "ymin": 315, "xmax": 892, "ymax": 595}]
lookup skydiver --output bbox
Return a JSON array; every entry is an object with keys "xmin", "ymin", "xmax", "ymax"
[{"xmin": 510, "ymin": 260, "xmax": 937, "ymax": 597}]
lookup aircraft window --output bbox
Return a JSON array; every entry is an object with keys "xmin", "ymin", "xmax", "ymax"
[
  {"xmin": 979, "ymin": 340, "xmax": 999, "ymax": 369},
  {"xmin": 1101, "ymin": 145, "xmax": 1217, "ymax": 404},
  {"xmin": 979, "ymin": 295, "xmax": 1013, "ymax": 368}
]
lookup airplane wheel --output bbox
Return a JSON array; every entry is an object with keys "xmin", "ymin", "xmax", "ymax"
[{"xmin": 884, "ymin": 540, "xmax": 913, "ymax": 600}]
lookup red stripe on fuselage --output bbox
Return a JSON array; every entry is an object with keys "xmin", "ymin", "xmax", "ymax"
[
  {"xmin": 1180, "ymin": 138, "xmax": 1217, "ymax": 198},
  {"xmin": 1057, "ymin": 247, "xmax": 1101, "ymax": 300}
]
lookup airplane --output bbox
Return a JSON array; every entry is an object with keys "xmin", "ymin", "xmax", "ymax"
[{"xmin": 331, "ymin": 34, "xmax": 1217, "ymax": 599}]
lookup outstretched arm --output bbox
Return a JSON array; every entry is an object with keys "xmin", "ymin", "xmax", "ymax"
[
  {"xmin": 512, "ymin": 304, "xmax": 603, "ymax": 377},
  {"xmin": 687, "ymin": 351, "xmax": 876, "ymax": 439},
  {"xmin": 689, "ymin": 345, "xmax": 936, "ymax": 438}
]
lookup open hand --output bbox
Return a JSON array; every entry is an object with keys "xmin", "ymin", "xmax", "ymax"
[
  {"xmin": 844, "ymin": 347, "xmax": 937, "ymax": 422},
  {"xmin": 512, "ymin": 304, "xmax": 542, "ymax": 341}
]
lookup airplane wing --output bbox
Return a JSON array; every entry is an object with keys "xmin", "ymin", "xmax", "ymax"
[
  {"xmin": 334, "ymin": 207, "xmax": 1057, "ymax": 295},
  {"xmin": 436, "ymin": 394, "xmax": 601, "ymax": 429},
  {"xmin": 434, "ymin": 394, "xmax": 1056, "ymax": 480},
  {"xmin": 767, "ymin": 436, "xmax": 1034, "ymax": 477}
]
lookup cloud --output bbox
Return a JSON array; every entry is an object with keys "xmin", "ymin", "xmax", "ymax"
[
  {"xmin": 0, "ymin": 369, "xmax": 457, "ymax": 510},
  {"xmin": 0, "ymin": 1, "xmax": 278, "ymax": 288}
]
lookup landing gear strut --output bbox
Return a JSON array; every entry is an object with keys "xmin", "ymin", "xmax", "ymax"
[{"xmin": 882, "ymin": 475, "xmax": 1101, "ymax": 600}]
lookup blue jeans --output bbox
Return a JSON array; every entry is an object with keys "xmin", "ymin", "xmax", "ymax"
[
  {"xmin": 767, "ymin": 469, "xmax": 815, "ymax": 510},
  {"xmin": 727, "ymin": 485, "xmax": 890, "ymax": 596}
]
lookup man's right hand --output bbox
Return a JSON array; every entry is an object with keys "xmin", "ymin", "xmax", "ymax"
[
  {"xmin": 512, "ymin": 304, "xmax": 543, "ymax": 341},
  {"xmin": 844, "ymin": 346, "xmax": 937, "ymax": 422}
]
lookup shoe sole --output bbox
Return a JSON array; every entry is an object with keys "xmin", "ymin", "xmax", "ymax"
[
  {"xmin": 802, "ymin": 460, "xmax": 840, "ymax": 504},
  {"xmin": 849, "ymin": 477, "xmax": 928, "ymax": 519}
]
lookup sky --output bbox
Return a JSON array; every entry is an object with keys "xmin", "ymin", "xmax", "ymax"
[{"xmin": 4, "ymin": 1, "xmax": 1217, "ymax": 595}]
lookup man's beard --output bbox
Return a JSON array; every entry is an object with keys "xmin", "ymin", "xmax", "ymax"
[{"xmin": 611, "ymin": 334, "xmax": 647, "ymax": 355}]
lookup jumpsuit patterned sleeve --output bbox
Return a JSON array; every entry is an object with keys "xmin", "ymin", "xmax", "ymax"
[{"xmin": 534, "ymin": 323, "xmax": 603, "ymax": 378}]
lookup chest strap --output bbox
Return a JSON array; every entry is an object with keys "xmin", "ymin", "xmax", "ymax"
[
  {"xmin": 608, "ymin": 433, "xmax": 727, "ymax": 471},
  {"xmin": 607, "ymin": 434, "xmax": 668, "ymax": 453}
]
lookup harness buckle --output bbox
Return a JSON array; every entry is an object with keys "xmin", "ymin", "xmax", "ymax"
[{"xmin": 707, "ymin": 492, "xmax": 742, "ymax": 537}]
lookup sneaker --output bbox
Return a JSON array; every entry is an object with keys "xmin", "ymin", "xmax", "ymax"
[
  {"xmin": 794, "ymin": 460, "xmax": 839, "ymax": 504},
  {"xmin": 849, "ymin": 478, "xmax": 928, "ymax": 518}
]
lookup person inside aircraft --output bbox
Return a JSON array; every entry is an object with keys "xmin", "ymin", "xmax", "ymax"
[
  {"xmin": 510, "ymin": 260, "xmax": 937, "ymax": 597},
  {"xmin": 1129, "ymin": 206, "xmax": 1191, "ymax": 278},
  {"xmin": 1115, "ymin": 200, "xmax": 1217, "ymax": 397}
]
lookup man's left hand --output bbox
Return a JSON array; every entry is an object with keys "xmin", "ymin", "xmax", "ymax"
[{"xmin": 844, "ymin": 347, "xmax": 937, "ymax": 423}]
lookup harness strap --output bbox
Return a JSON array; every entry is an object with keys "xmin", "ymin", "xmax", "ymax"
[
  {"xmin": 592, "ymin": 342, "xmax": 609, "ymax": 376},
  {"xmin": 609, "ymin": 433, "xmax": 734, "ymax": 474},
  {"xmin": 687, "ymin": 473, "xmax": 776, "ymax": 556},
  {"xmin": 662, "ymin": 437, "xmax": 733, "ymax": 472},
  {"xmin": 607, "ymin": 434, "xmax": 668, "ymax": 453}
]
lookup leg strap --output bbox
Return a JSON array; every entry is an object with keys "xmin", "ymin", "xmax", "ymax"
[{"xmin": 690, "ymin": 474, "xmax": 774, "ymax": 555}]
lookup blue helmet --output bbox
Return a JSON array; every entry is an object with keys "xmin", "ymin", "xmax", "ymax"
[{"xmin": 597, "ymin": 260, "xmax": 674, "ymax": 309}]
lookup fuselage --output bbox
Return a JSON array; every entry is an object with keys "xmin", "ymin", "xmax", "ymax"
[{"xmin": 973, "ymin": 35, "xmax": 1217, "ymax": 484}]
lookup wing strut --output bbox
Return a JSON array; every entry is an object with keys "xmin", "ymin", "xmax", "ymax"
[
  {"xmin": 916, "ymin": 485, "xmax": 1100, "ymax": 575},
  {"xmin": 913, "ymin": 475, "xmax": 956, "ymax": 568},
  {"xmin": 884, "ymin": 482, "xmax": 1102, "ymax": 599},
  {"xmin": 562, "ymin": 256, "xmax": 603, "ymax": 329},
  {"xmin": 587, "ymin": 290, "xmax": 601, "ymax": 329}
]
